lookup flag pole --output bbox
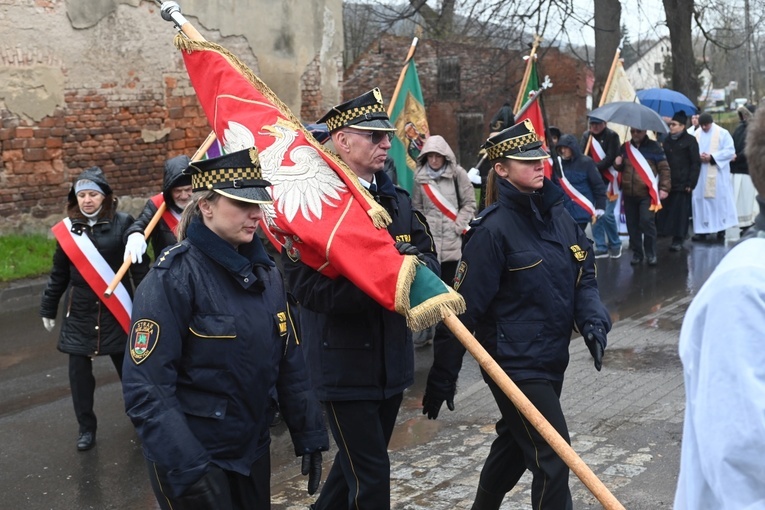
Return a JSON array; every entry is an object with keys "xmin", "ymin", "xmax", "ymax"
[
  {"xmin": 443, "ymin": 313, "xmax": 625, "ymax": 510},
  {"xmin": 513, "ymin": 35, "xmax": 542, "ymax": 113},
  {"xmin": 386, "ymin": 37, "xmax": 419, "ymax": 118},
  {"xmin": 584, "ymin": 44, "xmax": 623, "ymax": 155},
  {"xmin": 104, "ymin": 130, "xmax": 217, "ymax": 297}
]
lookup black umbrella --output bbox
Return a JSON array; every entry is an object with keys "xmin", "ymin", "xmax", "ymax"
[{"xmin": 588, "ymin": 101, "xmax": 670, "ymax": 133}]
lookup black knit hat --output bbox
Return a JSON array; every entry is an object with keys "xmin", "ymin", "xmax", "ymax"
[
  {"xmin": 317, "ymin": 88, "xmax": 394, "ymax": 132},
  {"xmin": 184, "ymin": 147, "xmax": 272, "ymax": 204},
  {"xmin": 672, "ymin": 110, "xmax": 688, "ymax": 125},
  {"xmin": 482, "ymin": 119, "xmax": 549, "ymax": 161}
]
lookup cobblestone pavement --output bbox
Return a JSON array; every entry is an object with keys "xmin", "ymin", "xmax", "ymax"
[{"xmin": 269, "ymin": 294, "xmax": 691, "ymax": 510}]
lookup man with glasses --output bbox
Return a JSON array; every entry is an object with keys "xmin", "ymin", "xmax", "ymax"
[
  {"xmin": 282, "ymin": 88, "xmax": 439, "ymax": 510},
  {"xmin": 657, "ymin": 111, "xmax": 701, "ymax": 251},
  {"xmin": 614, "ymin": 127, "xmax": 671, "ymax": 266},
  {"xmin": 581, "ymin": 116, "xmax": 623, "ymax": 259}
]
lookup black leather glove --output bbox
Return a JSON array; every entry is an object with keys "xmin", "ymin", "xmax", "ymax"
[
  {"xmin": 394, "ymin": 241, "xmax": 426, "ymax": 263},
  {"xmin": 583, "ymin": 323, "xmax": 607, "ymax": 371},
  {"xmin": 177, "ymin": 465, "xmax": 227, "ymax": 506},
  {"xmin": 301, "ymin": 451, "xmax": 322, "ymax": 495},
  {"xmin": 422, "ymin": 391, "xmax": 454, "ymax": 420}
]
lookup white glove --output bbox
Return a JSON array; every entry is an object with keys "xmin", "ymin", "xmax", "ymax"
[
  {"xmin": 467, "ymin": 167, "xmax": 481, "ymax": 185},
  {"xmin": 42, "ymin": 318, "xmax": 55, "ymax": 332},
  {"xmin": 595, "ymin": 209, "xmax": 605, "ymax": 218},
  {"xmin": 124, "ymin": 233, "xmax": 147, "ymax": 264}
]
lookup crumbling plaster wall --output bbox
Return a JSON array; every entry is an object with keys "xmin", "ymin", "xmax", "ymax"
[{"xmin": 0, "ymin": 0, "xmax": 343, "ymax": 234}]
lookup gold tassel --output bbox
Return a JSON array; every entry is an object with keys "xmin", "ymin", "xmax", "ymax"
[{"xmin": 406, "ymin": 288, "xmax": 466, "ymax": 332}]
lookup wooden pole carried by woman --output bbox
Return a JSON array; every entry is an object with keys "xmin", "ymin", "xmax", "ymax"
[{"xmin": 104, "ymin": 130, "xmax": 217, "ymax": 297}]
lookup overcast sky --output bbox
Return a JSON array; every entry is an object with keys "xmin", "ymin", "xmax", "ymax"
[{"xmin": 563, "ymin": 0, "xmax": 669, "ymax": 47}]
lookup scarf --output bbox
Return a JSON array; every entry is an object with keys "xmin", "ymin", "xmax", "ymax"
[
  {"xmin": 426, "ymin": 163, "xmax": 446, "ymax": 180},
  {"xmin": 186, "ymin": 217, "xmax": 274, "ymax": 279}
]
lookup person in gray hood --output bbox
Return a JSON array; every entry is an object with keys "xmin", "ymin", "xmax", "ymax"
[{"xmin": 123, "ymin": 155, "xmax": 193, "ymax": 264}]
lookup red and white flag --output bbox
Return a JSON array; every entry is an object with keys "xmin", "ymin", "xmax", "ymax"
[{"xmin": 174, "ymin": 36, "xmax": 463, "ymax": 329}]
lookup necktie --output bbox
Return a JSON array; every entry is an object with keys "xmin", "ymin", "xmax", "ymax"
[{"xmin": 369, "ymin": 183, "xmax": 377, "ymax": 194}]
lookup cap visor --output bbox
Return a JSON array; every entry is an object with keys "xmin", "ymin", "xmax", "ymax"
[
  {"xmin": 214, "ymin": 188, "xmax": 273, "ymax": 204},
  {"xmin": 505, "ymin": 148, "xmax": 550, "ymax": 160},
  {"xmin": 352, "ymin": 118, "xmax": 395, "ymax": 131}
]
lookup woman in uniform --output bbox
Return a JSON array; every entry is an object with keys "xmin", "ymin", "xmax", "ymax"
[
  {"xmin": 423, "ymin": 120, "xmax": 612, "ymax": 510},
  {"xmin": 121, "ymin": 148, "xmax": 328, "ymax": 510}
]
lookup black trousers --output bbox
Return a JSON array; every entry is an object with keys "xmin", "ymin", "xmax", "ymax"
[
  {"xmin": 474, "ymin": 377, "xmax": 573, "ymax": 510},
  {"xmin": 623, "ymin": 194, "xmax": 657, "ymax": 258},
  {"xmin": 313, "ymin": 394, "xmax": 403, "ymax": 510},
  {"xmin": 68, "ymin": 352, "xmax": 123, "ymax": 433},
  {"xmin": 147, "ymin": 455, "xmax": 270, "ymax": 510}
]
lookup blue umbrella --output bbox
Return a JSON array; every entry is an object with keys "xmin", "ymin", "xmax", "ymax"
[{"xmin": 636, "ymin": 88, "xmax": 697, "ymax": 118}]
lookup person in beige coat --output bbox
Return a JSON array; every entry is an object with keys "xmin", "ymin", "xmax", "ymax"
[{"xmin": 412, "ymin": 135, "xmax": 476, "ymax": 346}]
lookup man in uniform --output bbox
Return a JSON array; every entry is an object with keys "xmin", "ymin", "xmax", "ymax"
[{"xmin": 282, "ymin": 88, "xmax": 440, "ymax": 510}]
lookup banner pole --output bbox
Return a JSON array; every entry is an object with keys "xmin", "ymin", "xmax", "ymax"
[
  {"xmin": 104, "ymin": 130, "xmax": 217, "ymax": 297},
  {"xmin": 386, "ymin": 37, "xmax": 419, "ymax": 117},
  {"xmin": 443, "ymin": 313, "xmax": 625, "ymax": 510},
  {"xmin": 585, "ymin": 46, "xmax": 622, "ymax": 155},
  {"xmin": 513, "ymin": 35, "xmax": 542, "ymax": 113}
]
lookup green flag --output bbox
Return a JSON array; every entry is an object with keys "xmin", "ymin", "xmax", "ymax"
[
  {"xmin": 517, "ymin": 58, "xmax": 540, "ymax": 113},
  {"xmin": 389, "ymin": 59, "xmax": 429, "ymax": 192}
]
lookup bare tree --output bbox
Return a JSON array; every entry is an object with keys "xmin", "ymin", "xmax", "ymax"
[
  {"xmin": 592, "ymin": 0, "xmax": 621, "ymax": 105},
  {"xmin": 663, "ymin": 0, "xmax": 700, "ymax": 104}
]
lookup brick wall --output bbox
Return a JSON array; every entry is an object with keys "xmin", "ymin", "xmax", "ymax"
[
  {"xmin": 1, "ymin": 53, "xmax": 345, "ymax": 234},
  {"xmin": 343, "ymin": 35, "xmax": 592, "ymax": 166}
]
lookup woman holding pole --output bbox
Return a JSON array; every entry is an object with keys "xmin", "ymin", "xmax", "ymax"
[{"xmin": 423, "ymin": 120, "xmax": 612, "ymax": 509}]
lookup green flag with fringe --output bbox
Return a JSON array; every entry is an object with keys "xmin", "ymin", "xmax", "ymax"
[{"xmin": 389, "ymin": 59, "xmax": 429, "ymax": 192}]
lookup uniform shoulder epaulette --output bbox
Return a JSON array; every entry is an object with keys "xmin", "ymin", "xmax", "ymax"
[
  {"xmin": 153, "ymin": 242, "xmax": 189, "ymax": 269},
  {"xmin": 470, "ymin": 203, "xmax": 500, "ymax": 226}
]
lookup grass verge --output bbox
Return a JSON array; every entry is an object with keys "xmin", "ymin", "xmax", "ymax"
[{"xmin": 0, "ymin": 234, "xmax": 55, "ymax": 283}]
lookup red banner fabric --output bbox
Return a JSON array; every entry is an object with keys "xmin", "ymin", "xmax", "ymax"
[{"xmin": 177, "ymin": 37, "xmax": 419, "ymax": 315}]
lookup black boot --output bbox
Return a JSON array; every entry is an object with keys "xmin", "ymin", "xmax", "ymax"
[{"xmin": 470, "ymin": 485, "xmax": 505, "ymax": 510}]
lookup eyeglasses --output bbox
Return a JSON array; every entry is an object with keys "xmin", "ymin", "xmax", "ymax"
[
  {"xmin": 342, "ymin": 130, "xmax": 393, "ymax": 145},
  {"xmin": 668, "ymin": 122, "xmax": 682, "ymax": 127},
  {"xmin": 629, "ymin": 129, "xmax": 645, "ymax": 133}
]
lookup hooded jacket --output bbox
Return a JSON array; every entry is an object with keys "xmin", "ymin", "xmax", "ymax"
[
  {"xmin": 124, "ymin": 155, "xmax": 191, "ymax": 257},
  {"xmin": 412, "ymin": 135, "xmax": 476, "ymax": 263},
  {"xmin": 554, "ymin": 134, "xmax": 607, "ymax": 224},
  {"xmin": 40, "ymin": 167, "xmax": 149, "ymax": 356}
]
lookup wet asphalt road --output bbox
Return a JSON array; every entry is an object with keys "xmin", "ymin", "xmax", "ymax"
[{"xmin": 0, "ymin": 236, "xmax": 731, "ymax": 509}]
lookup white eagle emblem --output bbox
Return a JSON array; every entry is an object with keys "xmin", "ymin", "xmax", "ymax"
[{"xmin": 257, "ymin": 119, "xmax": 346, "ymax": 225}]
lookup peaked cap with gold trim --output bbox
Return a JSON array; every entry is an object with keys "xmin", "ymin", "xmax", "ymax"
[
  {"xmin": 184, "ymin": 147, "xmax": 272, "ymax": 204},
  {"xmin": 482, "ymin": 119, "xmax": 549, "ymax": 161},
  {"xmin": 317, "ymin": 88, "xmax": 395, "ymax": 132}
]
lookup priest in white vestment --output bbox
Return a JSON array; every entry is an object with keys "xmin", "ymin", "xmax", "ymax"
[
  {"xmin": 675, "ymin": 105, "xmax": 765, "ymax": 510},
  {"xmin": 691, "ymin": 112, "xmax": 738, "ymax": 238}
]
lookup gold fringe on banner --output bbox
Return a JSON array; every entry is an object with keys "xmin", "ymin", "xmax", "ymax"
[{"xmin": 173, "ymin": 35, "xmax": 392, "ymax": 229}]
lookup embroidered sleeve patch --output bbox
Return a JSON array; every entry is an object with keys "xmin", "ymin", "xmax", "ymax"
[
  {"xmin": 453, "ymin": 260, "xmax": 468, "ymax": 291},
  {"xmin": 130, "ymin": 319, "xmax": 160, "ymax": 365},
  {"xmin": 570, "ymin": 244, "xmax": 587, "ymax": 262}
]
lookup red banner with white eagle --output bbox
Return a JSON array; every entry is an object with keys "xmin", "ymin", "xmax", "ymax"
[{"xmin": 174, "ymin": 37, "xmax": 463, "ymax": 329}]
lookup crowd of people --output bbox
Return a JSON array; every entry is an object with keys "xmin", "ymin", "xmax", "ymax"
[{"xmin": 37, "ymin": 87, "xmax": 762, "ymax": 509}]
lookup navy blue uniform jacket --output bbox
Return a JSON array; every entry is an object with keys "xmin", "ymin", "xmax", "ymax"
[
  {"xmin": 282, "ymin": 170, "xmax": 439, "ymax": 401},
  {"xmin": 432, "ymin": 178, "xmax": 611, "ymax": 390},
  {"xmin": 122, "ymin": 219, "xmax": 327, "ymax": 498}
]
